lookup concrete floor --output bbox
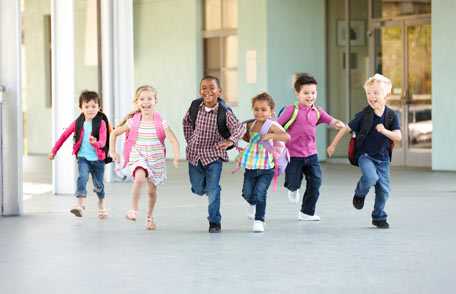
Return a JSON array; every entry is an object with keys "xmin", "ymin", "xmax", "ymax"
[{"xmin": 1, "ymin": 157, "xmax": 456, "ymax": 294}]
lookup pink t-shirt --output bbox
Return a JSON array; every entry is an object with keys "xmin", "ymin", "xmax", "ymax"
[{"xmin": 277, "ymin": 104, "xmax": 333, "ymax": 158}]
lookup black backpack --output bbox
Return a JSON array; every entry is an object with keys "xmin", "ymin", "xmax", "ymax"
[
  {"xmin": 74, "ymin": 112, "xmax": 113, "ymax": 164},
  {"xmin": 348, "ymin": 106, "xmax": 396, "ymax": 166},
  {"xmin": 188, "ymin": 97, "xmax": 235, "ymax": 149}
]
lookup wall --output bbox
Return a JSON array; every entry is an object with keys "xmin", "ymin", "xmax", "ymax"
[
  {"xmin": 133, "ymin": 0, "xmax": 202, "ymax": 158},
  {"xmin": 266, "ymin": 0, "xmax": 327, "ymax": 159},
  {"xmin": 432, "ymin": 0, "xmax": 456, "ymax": 171}
]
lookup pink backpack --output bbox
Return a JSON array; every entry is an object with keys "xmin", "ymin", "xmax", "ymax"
[
  {"xmin": 258, "ymin": 119, "xmax": 290, "ymax": 191},
  {"xmin": 122, "ymin": 112, "xmax": 166, "ymax": 167}
]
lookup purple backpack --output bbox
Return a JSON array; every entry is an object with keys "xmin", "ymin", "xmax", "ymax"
[{"xmin": 259, "ymin": 119, "xmax": 290, "ymax": 191}]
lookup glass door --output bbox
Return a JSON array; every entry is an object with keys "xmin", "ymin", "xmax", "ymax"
[{"xmin": 370, "ymin": 18, "xmax": 432, "ymax": 167}]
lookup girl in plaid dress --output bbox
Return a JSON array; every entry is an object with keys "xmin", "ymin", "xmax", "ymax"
[{"xmin": 110, "ymin": 85, "xmax": 180, "ymax": 230}]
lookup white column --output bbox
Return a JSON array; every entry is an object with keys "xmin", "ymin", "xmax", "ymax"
[
  {"xmin": 0, "ymin": 0, "xmax": 23, "ymax": 215},
  {"xmin": 101, "ymin": 0, "xmax": 134, "ymax": 181},
  {"xmin": 51, "ymin": 0, "xmax": 76, "ymax": 194}
]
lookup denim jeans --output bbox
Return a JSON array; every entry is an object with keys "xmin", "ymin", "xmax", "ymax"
[
  {"xmin": 354, "ymin": 154, "xmax": 390, "ymax": 221},
  {"xmin": 242, "ymin": 168, "xmax": 274, "ymax": 222},
  {"xmin": 284, "ymin": 155, "xmax": 322, "ymax": 216},
  {"xmin": 76, "ymin": 157, "xmax": 105, "ymax": 199},
  {"xmin": 188, "ymin": 160, "xmax": 223, "ymax": 224}
]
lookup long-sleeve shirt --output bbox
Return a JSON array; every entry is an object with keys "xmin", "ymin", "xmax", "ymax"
[{"xmin": 183, "ymin": 102, "xmax": 245, "ymax": 166}]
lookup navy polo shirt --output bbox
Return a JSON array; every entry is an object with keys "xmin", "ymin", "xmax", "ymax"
[{"xmin": 348, "ymin": 108, "xmax": 400, "ymax": 161}]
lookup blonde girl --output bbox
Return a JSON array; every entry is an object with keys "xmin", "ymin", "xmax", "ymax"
[{"xmin": 110, "ymin": 85, "xmax": 179, "ymax": 230}]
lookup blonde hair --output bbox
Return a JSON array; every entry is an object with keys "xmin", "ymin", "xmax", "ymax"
[
  {"xmin": 117, "ymin": 85, "xmax": 158, "ymax": 128},
  {"xmin": 363, "ymin": 73, "xmax": 392, "ymax": 95}
]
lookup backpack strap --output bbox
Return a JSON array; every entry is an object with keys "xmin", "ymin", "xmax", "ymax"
[
  {"xmin": 258, "ymin": 119, "xmax": 282, "ymax": 191},
  {"xmin": 123, "ymin": 112, "xmax": 141, "ymax": 167},
  {"xmin": 189, "ymin": 98, "xmax": 203, "ymax": 130},
  {"xmin": 153, "ymin": 112, "xmax": 166, "ymax": 145},
  {"xmin": 355, "ymin": 106, "xmax": 374, "ymax": 150},
  {"xmin": 188, "ymin": 97, "xmax": 232, "ymax": 140},
  {"xmin": 74, "ymin": 113, "xmax": 85, "ymax": 143},
  {"xmin": 282, "ymin": 102, "xmax": 299, "ymax": 131}
]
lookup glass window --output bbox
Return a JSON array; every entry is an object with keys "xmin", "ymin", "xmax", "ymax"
[
  {"xmin": 203, "ymin": 0, "xmax": 238, "ymax": 105},
  {"xmin": 372, "ymin": 0, "xmax": 431, "ymax": 19}
]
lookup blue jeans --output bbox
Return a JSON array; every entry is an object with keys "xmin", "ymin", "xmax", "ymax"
[
  {"xmin": 284, "ymin": 155, "xmax": 322, "ymax": 216},
  {"xmin": 242, "ymin": 168, "xmax": 274, "ymax": 222},
  {"xmin": 76, "ymin": 157, "xmax": 105, "ymax": 199},
  {"xmin": 354, "ymin": 154, "xmax": 390, "ymax": 221},
  {"xmin": 188, "ymin": 160, "xmax": 223, "ymax": 224}
]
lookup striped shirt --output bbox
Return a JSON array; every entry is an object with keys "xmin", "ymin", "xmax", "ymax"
[
  {"xmin": 183, "ymin": 102, "xmax": 245, "ymax": 166},
  {"xmin": 240, "ymin": 131, "xmax": 274, "ymax": 170}
]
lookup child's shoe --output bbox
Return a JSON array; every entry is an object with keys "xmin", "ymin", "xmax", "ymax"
[
  {"xmin": 247, "ymin": 204, "xmax": 256, "ymax": 220},
  {"xmin": 70, "ymin": 206, "xmax": 84, "ymax": 217},
  {"xmin": 372, "ymin": 219, "xmax": 390, "ymax": 229},
  {"xmin": 298, "ymin": 211, "xmax": 320, "ymax": 221},
  {"xmin": 97, "ymin": 208, "xmax": 109, "ymax": 219},
  {"xmin": 126, "ymin": 209, "xmax": 138, "ymax": 221},
  {"xmin": 287, "ymin": 189, "xmax": 300, "ymax": 203},
  {"xmin": 146, "ymin": 217, "xmax": 157, "ymax": 230},
  {"xmin": 252, "ymin": 220, "xmax": 264, "ymax": 232},
  {"xmin": 353, "ymin": 195, "xmax": 365, "ymax": 210},
  {"xmin": 208, "ymin": 222, "xmax": 221, "ymax": 233}
]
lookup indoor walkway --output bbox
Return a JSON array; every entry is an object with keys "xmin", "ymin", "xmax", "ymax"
[{"xmin": 1, "ymin": 159, "xmax": 455, "ymax": 294}]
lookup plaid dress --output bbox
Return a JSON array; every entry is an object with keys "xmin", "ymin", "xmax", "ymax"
[{"xmin": 127, "ymin": 118, "xmax": 167, "ymax": 185}]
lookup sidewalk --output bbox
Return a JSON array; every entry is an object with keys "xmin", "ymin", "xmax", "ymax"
[{"xmin": 1, "ymin": 160, "xmax": 456, "ymax": 294}]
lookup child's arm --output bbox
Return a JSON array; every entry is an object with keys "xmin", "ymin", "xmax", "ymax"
[
  {"xmin": 329, "ymin": 118, "xmax": 346, "ymax": 130},
  {"xmin": 182, "ymin": 111, "xmax": 193, "ymax": 143},
  {"xmin": 376, "ymin": 124, "xmax": 402, "ymax": 142},
  {"xmin": 48, "ymin": 121, "xmax": 76, "ymax": 160},
  {"xmin": 89, "ymin": 120, "xmax": 107, "ymax": 148},
  {"xmin": 262, "ymin": 123, "xmax": 290, "ymax": 143},
  {"xmin": 165, "ymin": 126, "xmax": 180, "ymax": 168},
  {"xmin": 327, "ymin": 126, "xmax": 351, "ymax": 158},
  {"xmin": 109, "ymin": 124, "xmax": 130, "ymax": 162}
]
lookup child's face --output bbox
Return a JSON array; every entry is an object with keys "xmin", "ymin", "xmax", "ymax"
[
  {"xmin": 365, "ymin": 82, "xmax": 387, "ymax": 110},
  {"xmin": 296, "ymin": 84, "xmax": 317, "ymax": 107},
  {"xmin": 200, "ymin": 79, "xmax": 221, "ymax": 107},
  {"xmin": 253, "ymin": 100, "xmax": 273, "ymax": 122},
  {"xmin": 80, "ymin": 100, "xmax": 100, "ymax": 120},
  {"xmin": 136, "ymin": 90, "xmax": 157, "ymax": 115}
]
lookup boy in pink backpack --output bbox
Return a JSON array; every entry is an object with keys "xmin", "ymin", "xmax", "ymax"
[
  {"xmin": 278, "ymin": 73, "xmax": 345, "ymax": 221},
  {"xmin": 109, "ymin": 85, "xmax": 180, "ymax": 230},
  {"xmin": 238, "ymin": 92, "xmax": 289, "ymax": 232}
]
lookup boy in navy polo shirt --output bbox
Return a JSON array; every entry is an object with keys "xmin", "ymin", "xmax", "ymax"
[{"xmin": 327, "ymin": 74, "xmax": 402, "ymax": 228}]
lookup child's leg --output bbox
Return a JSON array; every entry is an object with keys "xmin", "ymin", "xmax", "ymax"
[
  {"xmin": 372, "ymin": 161, "xmax": 390, "ymax": 221},
  {"xmin": 188, "ymin": 162, "xmax": 207, "ymax": 196},
  {"xmin": 205, "ymin": 160, "xmax": 223, "ymax": 225},
  {"xmin": 131, "ymin": 167, "xmax": 147, "ymax": 211},
  {"xmin": 89, "ymin": 160, "xmax": 106, "ymax": 209},
  {"xmin": 242, "ymin": 169, "xmax": 257, "ymax": 205},
  {"xmin": 284, "ymin": 157, "xmax": 304, "ymax": 192},
  {"xmin": 300, "ymin": 155, "xmax": 322, "ymax": 216},
  {"xmin": 146, "ymin": 182, "xmax": 157, "ymax": 218},
  {"xmin": 354, "ymin": 154, "xmax": 379, "ymax": 198},
  {"xmin": 253, "ymin": 169, "xmax": 274, "ymax": 222}
]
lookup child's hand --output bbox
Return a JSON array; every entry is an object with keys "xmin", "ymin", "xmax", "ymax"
[
  {"xmin": 173, "ymin": 158, "xmax": 179, "ymax": 168},
  {"xmin": 326, "ymin": 145, "xmax": 336, "ymax": 158},
  {"xmin": 217, "ymin": 140, "xmax": 234, "ymax": 150},
  {"xmin": 89, "ymin": 136, "xmax": 97, "ymax": 144},
  {"xmin": 334, "ymin": 120, "xmax": 346, "ymax": 129},
  {"xmin": 376, "ymin": 124, "xmax": 386, "ymax": 134},
  {"xmin": 261, "ymin": 133, "xmax": 274, "ymax": 141},
  {"xmin": 48, "ymin": 152, "xmax": 55, "ymax": 160},
  {"xmin": 110, "ymin": 151, "xmax": 120, "ymax": 163}
]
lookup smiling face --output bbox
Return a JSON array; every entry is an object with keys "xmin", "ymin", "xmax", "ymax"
[
  {"xmin": 135, "ymin": 89, "xmax": 157, "ymax": 115},
  {"xmin": 365, "ymin": 82, "xmax": 387, "ymax": 110},
  {"xmin": 253, "ymin": 100, "xmax": 273, "ymax": 122},
  {"xmin": 296, "ymin": 83, "xmax": 317, "ymax": 107},
  {"xmin": 200, "ymin": 78, "xmax": 222, "ymax": 108},
  {"xmin": 80, "ymin": 100, "xmax": 100, "ymax": 120}
]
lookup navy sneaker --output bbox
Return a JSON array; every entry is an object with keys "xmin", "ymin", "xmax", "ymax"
[
  {"xmin": 352, "ymin": 196, "xmax": 365, "ymax": 210},
  {"xmin": 208, "ymin": 222, "xmax": 221, "ymax": 233},
  {"xmin": 372, "ymin": 220, "xmax": 390, "ymax": 229}
]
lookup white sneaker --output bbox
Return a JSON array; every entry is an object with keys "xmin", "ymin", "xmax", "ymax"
[
  {"xmin": 252, "ymin": 220, "xmax": 264, "ymax": 232},
  {"xmin": 287, "ymin": 189, "xmax": 300, "ymax": 203},
  {"xmin": 298, "ymin": 212, "xmax": 320, "ymax": 221},
  {"xmin": 247, "ymin": 204, "xmax": 256, "ymax": 220}
]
